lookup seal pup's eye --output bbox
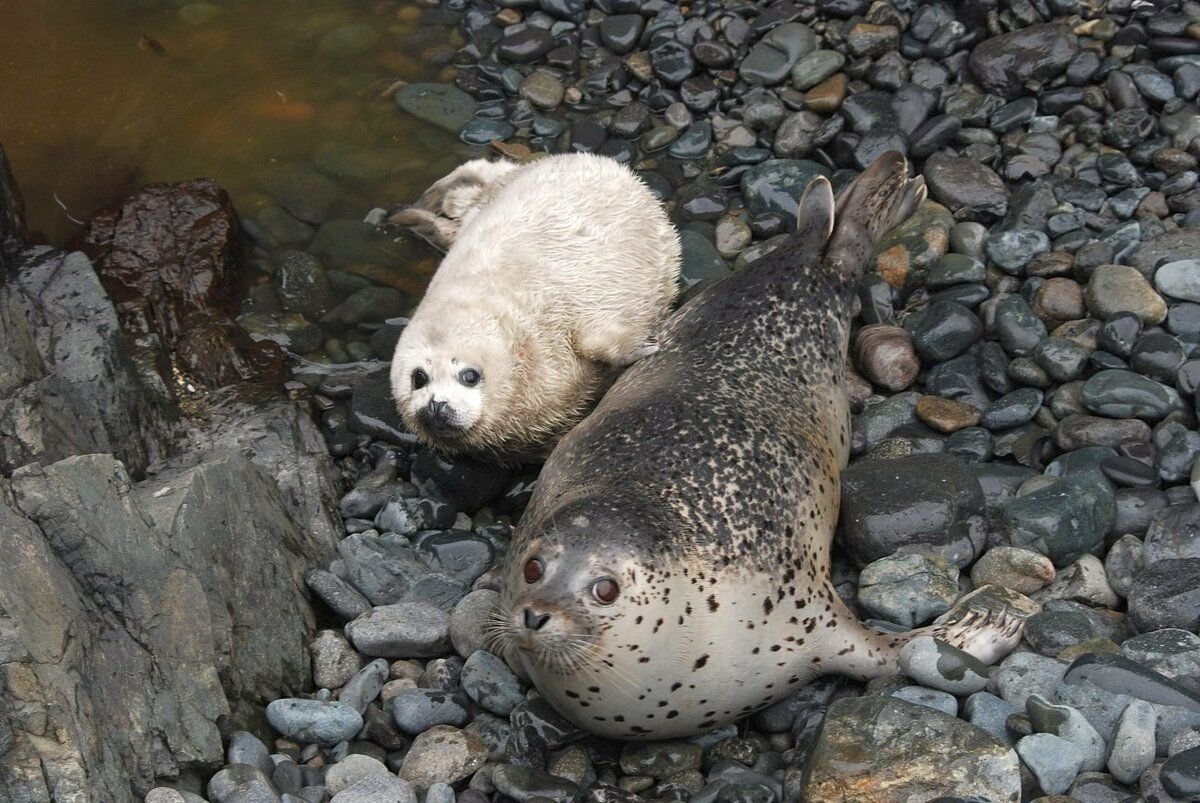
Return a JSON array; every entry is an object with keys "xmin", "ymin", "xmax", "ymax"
[
  {"xmin": 460, "ymin": 368, "xmax": 482, "ymax": 387},
  {"xmin": 412, "ymin": 369, "xmax": 429, "ymax": 389},
  {"xmin": 523, "ymin": 558, "xmax": 544, "ymax": 584},
  {"xmin": 592, "ymin": 578, "xmax": 619, "ymax": 604}
]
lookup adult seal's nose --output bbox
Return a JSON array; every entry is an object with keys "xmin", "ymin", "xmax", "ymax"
[{"xmin": 523, "ymin": 608, "xmax": 551, "ymax": 631}]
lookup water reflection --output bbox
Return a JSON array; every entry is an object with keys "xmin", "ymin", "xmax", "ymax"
[{"xmin": 0, "ymin": 0, "xmax": 471, "ymax": 360}]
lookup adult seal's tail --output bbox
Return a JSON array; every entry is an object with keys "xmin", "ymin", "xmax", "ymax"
[{"xmin": 494, "ymin": 152, "xmax": 1027, "ymax": 740}]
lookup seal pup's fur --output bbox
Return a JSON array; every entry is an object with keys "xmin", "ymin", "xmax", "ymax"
[
  {"xmin": 389, "ymin": 153, "xmax": 680, "ymax": 460},
  {"xmin": 495, "ymin": 152, "xmax": 1027, "ymax": 740}
]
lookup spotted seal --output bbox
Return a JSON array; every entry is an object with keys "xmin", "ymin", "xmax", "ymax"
[{"xmin": 494, "ymin": 152, "xmax": 1024, "ymax": 740}]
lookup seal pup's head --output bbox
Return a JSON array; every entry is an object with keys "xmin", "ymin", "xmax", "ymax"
[{"xmin": 390, "ymin": 311, "xmax": 525, "ymax": 452}]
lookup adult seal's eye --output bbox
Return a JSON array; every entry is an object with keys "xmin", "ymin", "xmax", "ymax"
[
  {"xmin": 460, "ymin": 368, "xmax": 481, "ymax": 386},
  {"xmin": 524, "ymin": 558, "xmax": 544, "ymax": 584},
  {"xmin": 592, "ymin": 578, "xmax": 619, "ymax": 604},
  {"xmin": 412, "ymin": 369, "xmax": 429, "ymax": 389}
]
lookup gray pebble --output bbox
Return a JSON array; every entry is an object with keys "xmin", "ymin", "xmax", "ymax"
[{"xmin": 1108, "ymin": 699, "xmax": 1157, "ymax": 785}]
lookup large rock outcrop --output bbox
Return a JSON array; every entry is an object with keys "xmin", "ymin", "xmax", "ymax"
[{"xmin": 0, "ymin": 149, "xmax": 344, "ymax": 800}]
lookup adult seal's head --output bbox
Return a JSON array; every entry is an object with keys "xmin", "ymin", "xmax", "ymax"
[{"xmin": 495, "ymin": 153, "xmax": 1026, "ymax": 741}]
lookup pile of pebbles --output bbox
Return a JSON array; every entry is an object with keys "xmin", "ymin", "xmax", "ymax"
[{"xmin": 149, "ymin": 0, "xmax": 1200, "ymax": 799}]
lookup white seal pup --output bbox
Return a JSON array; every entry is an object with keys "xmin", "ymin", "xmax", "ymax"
[
  {"xmin": 494, "ymin": 152, "xmax": 1026, "ymax": 740},
  {"xmin": 389, "ymin": 153, "xmax": 680, "ymax": 460}
]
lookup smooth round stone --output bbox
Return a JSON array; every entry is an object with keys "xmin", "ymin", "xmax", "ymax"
[
  {"xmin": 461, "ymin": 650, "xmax": 524, "ymax": 716},
  {"xmin": 207, "ymin": 765, "xmax": 280, "ymax": 803},
  {"xmin": 679, "ymin": 229, "xmax": 730, "ymax": 287},
  {"xmin": 1161, "ymin": 745, "xmax": 1200, "ymax": 798},
  {"xmin": 519, "ymin": 72, "xmax": 564, "ymax": 110},
  {"xmin": 950, "ymin": 222, "xmax": 988, "ymax": 259},
  {"xmin": 449, "ymin": 589, "xmax": 500, "ymax": 659},
  {"xmin": 493, "ymin": 765, "xmax": 582, "ymax": 802},
  {"xmin": 1082, "ymin": 370, "xmax": 1182, "ymax": 421},
  {"xmin": 739, "ymin": 159, "xmax": 830, "ymax": 220},
  {"xmin": 334, "ymin": 774, "xmax": 418, "ymax": 803},
  {"xmin": 391, "ymin": 689, "xmax": 470, "ymax": 735},
  {"xmin": 970, "ymin": 546, "xmax": 1056, "ymax": 594},
  {"xmin": 1155, "ymin": 259, "xmax": 1200, "ymax": 302},
  {"xmin": 668, "ymin": 121, "xmax": 712, "ymax": 159},
  {"xmin": 340, "ymin": 659, "xmax": 389, "ymax": 714},
  {"xmin": 498, "ymin": 27, "xmax": 554, "ymax": 63},
  {"xmin": 344, "ymin": 602, "xmax": 452, "ymax": 658},
  {"xmin": 1016, "ymin": 733, "xmax": 1084, "ymax": 796},
  {"xmin": 460, "ymin": 118, "xmax": 515, "ymax": 145},
  {"xmin": 680, "ymin": 76, "xmax": 719, "ymax": 111},
  {"xmin": 1086, "ymin": 265, "xmax": 1168, "ymax": 325},
  {"xmin": 889, "ymin": 685, "xmax": 959, "ymax": 716},
  {"xmin": 857, "ymin": 552, "xmax": 959, "ymax": 627},
  {"xmin": 899, "ymin": 636, "xmax": 990, "ymax": 694},
  {"xmin": 311, "ymin": 630, "xmax": 364, "ymax": 690},
  {"xmin": 741, "ymin": 23, "xmax": 816, "ymax": 86},
  {"xmin": 1026, "ymin": 695, "xmax": 1107, "ymax": 772},
  {"xmin": 1130, "ymin": 332, "xmax": 1185, "ymax": 384},
  {"xmin": 599, "ymin": 14, "xmax": 643, "ymax": 54},
  {"xmin": 840, "ymin": 453, "xmax": 987, "ymax": 568},
  {"xmin": 226, "ymin": 731, "xmax": 274, "ymax": 778},
  {"xmin": 1001, "ymin": 476, "xmax": 1114, "ymax": 565},
  {"xmin": 927, "ymin": 254, "xmax": 986, "ymax": 289},
  {"xmin": 1127, "ymin": 558, "xmax": 1200, "ymax": 632},
  {"xmin": 1101, "ymin": 455, "xmax": 1157, "ymax": 487},
  {"xmin": 912, "ymin": 302, "xmax": 983, "ymax": 363},
  {"xmin": 981, "ymin": 388, "xmax": 1043, "ymax": 431},
  {"xmin": 1099, "ymin": 311, "xmax": 1142, "ymax": 357},
  {"xmin": 395, "ymin": 83, "xmax": 479, "ymax": 134},
  {"xmin": 985, "ymin": 229, "xmax": 1050, "ymax": 273},
  {"xmin": 649, "ymin": 38, "xmax": 696, "ymax": 85},
  {"xmin": 791, "ymin": 49, "xmax": 844, "ymax": 90},
  {"xmin": 1033, "ymin": 337, "xmax": 1090, "ymax": 383},
  {"xmin": 993, "ymin": 294, "xmax": 1047, "ymax": 357},
  {"xmin": 266, "ymin": 699, "xmax": 363, "ymax": 746},
  {"xmin": 1122, "ymin": 628, "xmax": 1200, "ymax": 682},
  {"xmin": 693, "ymin": 40, "xmax": 734, "ymax": 68},
  {"xmin": 994, "ymin": 653, "xmax": 1069, "ymax": 711},
  {"xmin": 326, "ymin": 754, "xmax": 390, "ymax": 796}
]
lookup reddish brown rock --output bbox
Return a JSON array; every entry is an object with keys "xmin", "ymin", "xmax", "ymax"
[
  {"xmin": 83, "ymin": 179, "xmax": 285, "ymax": 390},
  {"xmin": 916, "ymin": 395, "xmax": 982, "ymax": 434}
]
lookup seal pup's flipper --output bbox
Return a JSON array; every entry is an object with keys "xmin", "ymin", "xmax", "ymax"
[
  {"xmin": 388, "ymin": 158, "xmax": 521, "ymax": 250},
  {"xmin": 826, "ymin": 151, "xmax": 926, "ymax": 280}
]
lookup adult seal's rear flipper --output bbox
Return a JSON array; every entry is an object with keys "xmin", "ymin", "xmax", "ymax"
[{"xmin": 827, "ymin": 150, "xmax": 927, "ymax": 281}]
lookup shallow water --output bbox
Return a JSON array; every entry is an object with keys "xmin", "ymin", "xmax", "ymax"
[{"xmin": 0, "ymin": 0, "xmax": 466, "ymax": 282}]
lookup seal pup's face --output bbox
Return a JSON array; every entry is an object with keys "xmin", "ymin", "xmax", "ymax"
[{"xmin": 390, "ymin": 317, "xmax": 516, "ymax": 449}]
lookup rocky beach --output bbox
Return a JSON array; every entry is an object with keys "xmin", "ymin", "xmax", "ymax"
[{"xmin": 3, "ymin": 0, "xmax": 1200, "ymax": 800}]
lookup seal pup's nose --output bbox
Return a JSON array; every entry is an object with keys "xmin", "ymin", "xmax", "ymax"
[
  {"xmin": 420, "ymin": 399, "xmax": 456, "ymax": 429},
  {"xmin": 523, "ymin": 608, "xmax": 551, "ymax": 631}
]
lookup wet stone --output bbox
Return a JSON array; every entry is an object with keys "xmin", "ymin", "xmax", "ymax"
[
  {"xmin": 266, "ymin": 699, "xmax": 364, "ymax": 746},
  {"xmin": 899, "ymin": 636, "xmax": 990, "ymax": 695},
  {"xmin": 395, "ymin": 83, "xmax": 479, "ymax": 134},
  {"xmin": 889, "ymin": 686, "xmax": 958, "ymax": 716},
  {"xmin": 1001, "ymin": 476, "xmax": 1114, "ymax": 565},
  {"xmin": 619, "ymin": 741, "xmax": 703, "ymax": 778},
  {"xmin": 857, "ymin": 551, "xmax": 959, "ymax": 627},
  {"xmin": 986, "ymin": 229, "xmax": 1050, "ymax": 274},
  {"xmin": 971, "ymin": 546, "xmax": 1056, "ymax": 594},
  {"xmin": 1160, "ymin": 745, "xmax": 1200, "ymax": 799},
  {"xmin": 391, "ymin": 688, "xmax": 470, "ymax": 735},
  {"xmin": 790, "ymin": 49, "xmax": 844, "ymax": 90},
  {"xmin": 1026, "ymin": 694, "xmax": 1107, "ymax": 772},
  {"xmin": 924, "ymin": 152, "xmax": 1009, "ymax": 221},
  {"xmin": 740, "ymin": 23, "xmax": 815, "ymax": 86},
  {"xmin": 207, "ymin": 765, "xmax": 281, "ymax": 803},
  {"xmin": 1128, "ymin": 558, "xmax": 1200, "ymax": 632},
  {"xmin": 461, "ymin": 649, "xmax": 524, "ymax": 716},
  {"xmin": 739, "ymin": 159, "xmax": 830, "ymax": 221},
  {"xmin": 802, "ymin": 696, "xmax": 1020, "ymax": 802},
  {"xmin": 345, "ymin": 602, "xmax": 452, "ymax": 658},
  {"xmin": 1082, "ymin": 370, "xmax": 1181, "ymax": 421},
  {"xmin": 599, "ymin": 14, "xmax": 643, "ymax": 55},
  {"xmin": 840, "ymin": 453, "xmax": 987, "ymax": 568},
  {"xmin": 1086, "ymin": 265, "xmax": 1168, "ymax": 325},
  {"xmin": 911, "ymin": 302, "xmax": 982, "ymax": 364},
  {"xmin": 1155, "ymin": 259, "xmax": 1200, "ymax": 302},
  {"xmin": 650, "ymin": 39, "xmax": 695, "ymax": 85},
  {"xmin": 982, "ymin": 388, "xmax": 1043, "ymax": 431},
  {"xmin": 1016, "ymin": 733, "xmax": 1084, "ymax": 796}
]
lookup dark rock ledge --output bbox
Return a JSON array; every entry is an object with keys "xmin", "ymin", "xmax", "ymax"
[{"xmin": 0, "ymin": 143, "xmax": 343, "ymax": 800}]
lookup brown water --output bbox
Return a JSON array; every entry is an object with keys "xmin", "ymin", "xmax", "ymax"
[{"xmin": 0, "ymin": 0, "xmax": 468, "ymax": 248}]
